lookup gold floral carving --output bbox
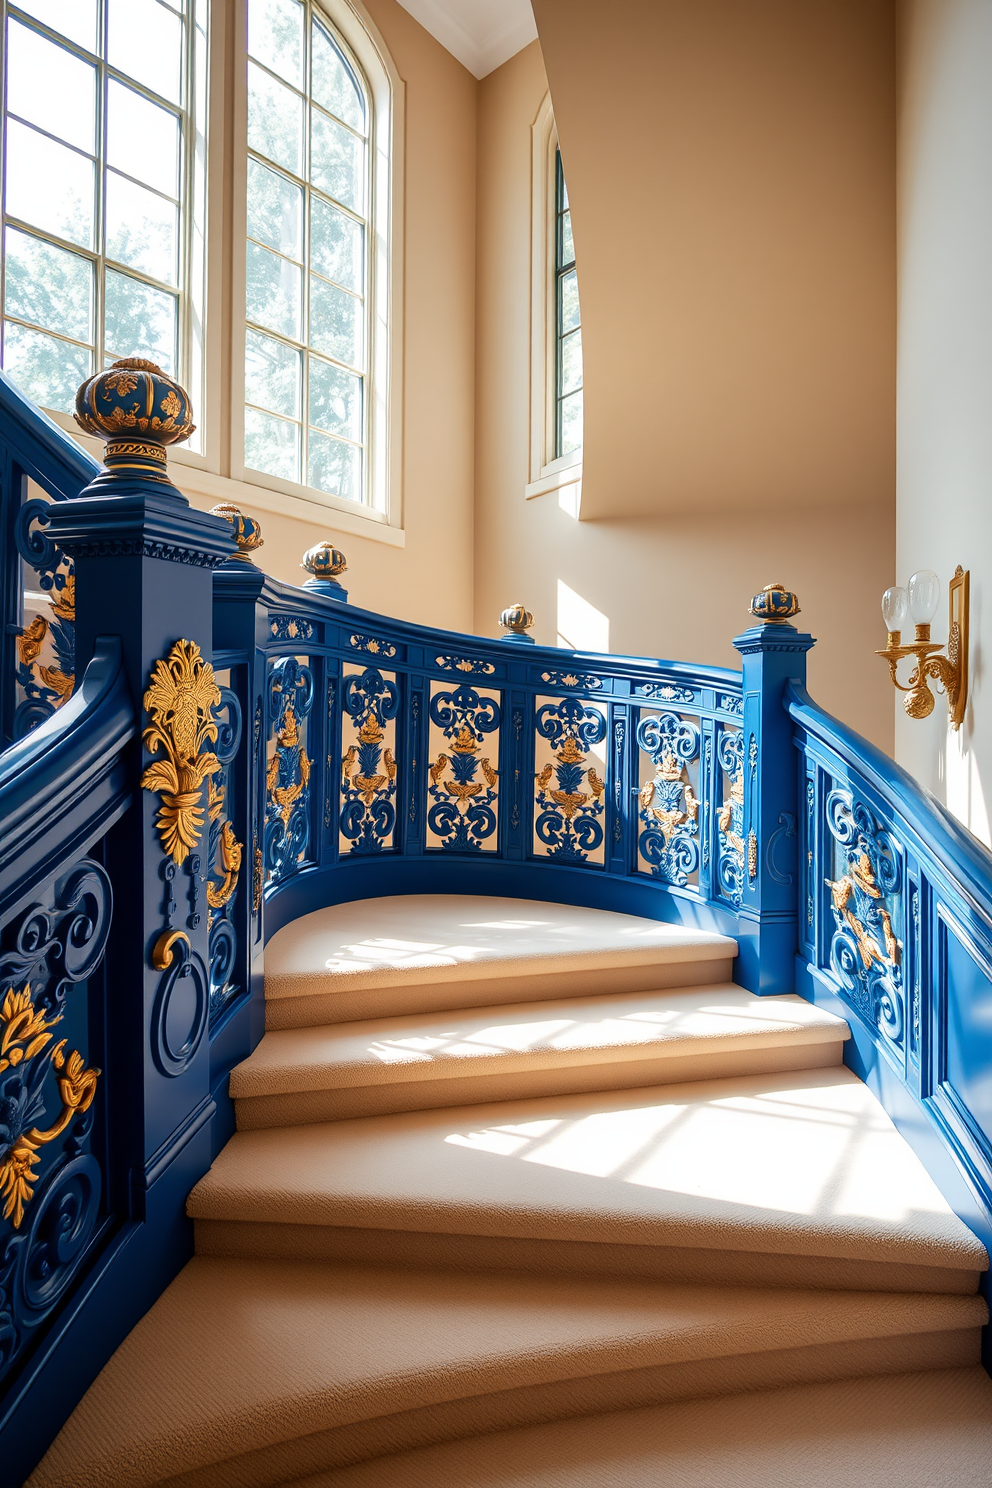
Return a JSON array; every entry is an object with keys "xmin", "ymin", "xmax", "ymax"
[
  {"xmin": 639, "ymin": 750, "xmax": 699, "ymax": 845},
  {"xmin": 141, "ymin": 640, "xmax": 221, "ymax": 866},
  {"xmin": 826, "ymin": 853, "xmax": 901, "ymax": 971},
  {"xmin": 206, "ymin": 778, "xmax": 243, "ymax": 912},
  {"xmin": 16, "ymin": 567, "xmax": 75, "ymax": 704},
  {"xmin": 266, "ymin": 707, "xmax": 311, "ymax": 827},
  {"xmin": 0, "ymin": 986, "xmax": 99, "ymax": 1229},
  {"xmin": 253, "ymin": 845, "xmax": 264, "ymax": 914}
]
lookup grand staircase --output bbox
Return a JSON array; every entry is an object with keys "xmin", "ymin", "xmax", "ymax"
[{"xmin": 26, "ymin": 896, "xmax": 992, "ymax": 1487}]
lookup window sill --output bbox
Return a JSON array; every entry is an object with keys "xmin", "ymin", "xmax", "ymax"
[{"xmin": 525, "ymin": 456, "xmax": 582, "ymax": 502}]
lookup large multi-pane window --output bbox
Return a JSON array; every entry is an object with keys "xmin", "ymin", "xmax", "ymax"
[
  {"xmin": 0, "ymin": 0, "xmax": 204, "ymax": 417},
  {"xmin": 555, "ymin": 148, "xmax": 582, "ymax": 460},
  {"xmin": 244, "ymin": 0, "xmax": 370, "ymax": 504}
]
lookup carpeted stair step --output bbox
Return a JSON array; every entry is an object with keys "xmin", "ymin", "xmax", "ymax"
[
  {"xmin": 263, "ymin": 894, "xmax": 738, "ymax": 1029},
  {"xmin": 189, "ymin": 1067, "xmax": 988, "ymax": 1294},
  {"xmin": 230, "ymin": 984, "xmax": 849, "ymax": 1128},
  {"xmin": 26, "ymin": 1258, "xmax": 987, "ymax": 1488},
  {"xmin": 281, "ymin": 1367, "xmax": 992, "ymax": 1488}
]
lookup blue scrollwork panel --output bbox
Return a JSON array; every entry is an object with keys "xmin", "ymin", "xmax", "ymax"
[
  {"xmin": 824, "ymin": 788, "xmax": 905, "ymax": 1048},
  {"xmin": 265, "ymin": 656, "xmax": 314, "ymax": 886},
  {"xmin": 0, "ymin": 858, "xmax": 111, "ymax": 1384},
  {"xmin": 12, "ymin": 499, "xmax": 75, "ymax": 741},
  {"xmin": 635, "ymin": 710, "xmax": 701, "ymax": 886},
  {"xmin": 340, "ymin": 665, "xmax": 399, "ymax": 854},
  {"xmin": 426, "ymin": 682, "xmax": 501, "ymax": 852},
  {"xmin": 532, "ymin": 696, "xmax": 608, "ymax": 865},
  {"xmin": 716, "ymin": 726, "xmax": 744, "ymax": 908},
  {"xmin": 206, "ymin": 680, "xmax": 243, "ymax": 1023}
]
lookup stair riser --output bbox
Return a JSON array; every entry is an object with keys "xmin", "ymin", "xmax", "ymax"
[
  {"xmin": 235, "ymin": 1038, "xmax": 846, "ymax": 1128},
  {"xmin": 193, "ymin": 1220, "xmax": 981, "ymax": 1296},
  {"xmin": 140, "ymin": 1328, "xmax": 982, "ymax": 1488},
  {"xmin": 265, "ymin": 956, "xmax": 737, "ymax": 1031}
]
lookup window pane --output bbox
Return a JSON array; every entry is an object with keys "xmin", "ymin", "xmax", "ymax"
[
  {"xmin": 13, "ymin": 0, "xmax": 98, "ymax": 50},
  {"xmin": 248, "ymin": 0, "xmax": 304, "ymax": 90},
  {"xmin": 4, "ymin": 227, "xmax": 93, "ymax": 344},
  {"xmin": 246, "ymin": 241, "xmax": 302, "ymax": 339},
  {"xmin": 245, "ymin": 328, "xmax": 300, "ymax": 418},
  {"xmin": 310, "ymin": 197, "xmax": 362, "ymax": 293},
  {"xmin": 5, "ymin": 120, "xmax": 95, "ymax": 249},
  {"xmin": 107, "ymin": 0, "xmax": 184, "ymax": 104},
  {"xmin": 2, "ymin": 321, "xmax": 92, "ymax": 414},
  {"xmin": 560, "ymin": 328, "xmax": 582, "ymax": 396},
  {"xmin": 245, "ymin": 406, "xmax": 300, "ymax": 480},
  {"xmin": 560, "ymin": 210, "xmax": 574, "ymax": 268},
  {"xmin": 105, "ymin": 268, "xmax": 177, "ymax": 372},
  {"xmin": 311, "ymin": 111, "xmax": 364, "ymax": 214},
  {"xmin": 308, "ymin": 428, "xmax": 360, "ymax": 501},
  {"xmin": 108, "ymin": 81, "xmax": 180, "ymax": 199},
  {"xmin": 309, "ymin": 357, "xmax": 361, "ymax": 440},
  {"xmin": 559, "ymin": 268, "xmax": 580, "ymax": 333},
  {"xmin": 559, "ymin": 389, "xmax": 582, "ymax": 457},
  {"xmin": 6, "ymin": 20, "xmax": 97, "ymax": 154},
  {"xmin": 248, "ymin": 62, "xmax": 304, "ymax": 177},
  {"xmin": 106, "ymin": 172, "xmax": 178, "ymax": 284},
  {"xmin": 247, "ymin": 159, "xmax": 303, "ymax": 260},
  {"xmin": 309, "ymin": 276, "xmax": 362, "ymax": 368},
  {"xmin": 312, "ymin": 22, "xmax": 365, "ymax": 134}
]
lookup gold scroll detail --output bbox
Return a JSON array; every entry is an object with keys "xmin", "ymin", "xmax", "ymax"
[
  {"xmin": 0, "ymin": 986, "xmax": 99, "ymax": 1229},
  {"xmin": 141, "ymin": 640, "xmax": 221, "ymax": 866},
  {"xmin": 428, "ymin": 724, "xmax": 496, "ymax": 807},
  {"xmin": 826, "ymin": 852, "xmax": 901, "ymax": 971},
  {"xmin": 748, "ymin": 831, "xmax": 758, "ymax": 880},
  {"xmin": 16, "ymin": 567, "xmax": 75, "ymax": 703},
  {"xmin": 638, "ymin": 749, "xmax": 699, "ymax": 845},
  {"xmin": 253, "ymin": 845, "xmax": 263, "ymax": 914},
  {"xmin": 205, "ymin": 778, "xmax": 243, "ymax": 913},
  {"xmin": 267, "ymin": 706, "xmax": 312, "ymax": 827}
]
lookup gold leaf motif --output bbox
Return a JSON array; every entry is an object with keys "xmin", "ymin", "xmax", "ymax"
[
  {"xmin": 266, "ymin": 706, "xmax": 312, "ymax": 828},
  {"xmin": 206, "ymin": 820, "xmax": 243, "ymax": 911},
  {"xmin": 141, "ymin": 640, "xmax": 221, "ymax": 866},
  {"xmin": 160, "ymin": 389, "xmax": 181, "ymax": 418}
]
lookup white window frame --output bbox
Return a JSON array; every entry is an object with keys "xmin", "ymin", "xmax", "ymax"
[{"xmin": 526, "ymin": 93, "xmax": 581, "ymax": 507}]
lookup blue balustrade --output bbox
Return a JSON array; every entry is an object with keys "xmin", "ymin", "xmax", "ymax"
[{"xmin": 3, "ymin": 354, "xmax": 992, "ymax": 1470}]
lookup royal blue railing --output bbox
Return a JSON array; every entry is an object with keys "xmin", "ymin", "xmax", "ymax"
[{"xmin": 3, "ymin": 352, "xmax": 992, "ymax": 1473}]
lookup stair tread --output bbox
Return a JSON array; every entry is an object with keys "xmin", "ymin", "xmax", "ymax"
[
  {"xmin": 232, "ymin": 986, "xmax": 848, "ymax": 1098},
  {"xmin": 265, "ymin": 894, "xmax": 737, "ymax": 1001},
  {"xmin": 190, "ymin": 1067, "xmax": 988, "ymax": 1273},
  {"xmin": 285, "ymin": 1367, "xmax": 992, "ymax": 1488},
  {"xmin": 27, "ymin": 1258, "xmax": 987, "ymax": 1488}
]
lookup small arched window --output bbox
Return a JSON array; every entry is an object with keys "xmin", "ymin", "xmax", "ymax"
[
  {"xmin": 0, "ymin": 0, "xmax": 204, "ymax": 422},
  {"xmin": 243, "ymin": 0, "xmax": 374, "ymax": 506},
  {"xmin": 554, "ymin": 147, "xmax": 582, "ymax": 460}
]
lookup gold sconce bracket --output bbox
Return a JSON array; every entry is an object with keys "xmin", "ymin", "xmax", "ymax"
[{"xmin": 876, "ymin": 566, "xmax": 969, "ymax": 729}]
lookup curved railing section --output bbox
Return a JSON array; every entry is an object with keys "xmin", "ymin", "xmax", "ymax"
[{"xmin": 790, "ymin": 679, "xmax": 992, "ymax": 1246}]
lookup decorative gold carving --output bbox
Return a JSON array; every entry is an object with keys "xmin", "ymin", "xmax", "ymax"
[
  {"xmin": 267, "ymin": 707, "xmax": 312, "ymax": 827},
  {"xmin": 17, "ymin": 563, "xmax": 76, "ymax": 704},
  {"xmin": 253, "ymin": 846, "xmax": 264, "ymax": 914},
  {"xmin": 0, "ymin": 986, "xmax": 99, "ymax": 1229},
  {"xmin": 151, "ymin": 929, "xmax": 190, "ymax": 971},
  {"xmin": 140, "ymin": 640, "xmax": 221, "ymax": 866},
  {"xmin": 205, "ymin": 779, "xmax": 243, "ymax": 912},
  {"xmin": 876, "ymin": 567, "xmax": 969, "ymax": 729},
  {"xmin": 638, "ymin": 750, "xmax": 699, "ymax": 844},
  {"xmin": 748, "ymin": 831, "xmax": 758, "ymax": 880},
  {"xmin": 826, "ymin": 853, "xmax": 901, "ymax": 971},
  {"xmin": 718, "ymin": 770, "xmax": 745, "ymax": 862}
]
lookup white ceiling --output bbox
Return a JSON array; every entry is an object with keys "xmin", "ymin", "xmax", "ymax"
[{"xmin": 396, "ymin": 0, "xmax": 538, "ymax": 79}]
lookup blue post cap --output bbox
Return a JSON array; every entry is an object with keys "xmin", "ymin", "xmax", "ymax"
[
  {"xmin": 749, "ymin": 583, "xmax": 801, "ymax": 624},
  {"xmin": 211, "ymin": 503, "xmax": 264, "ymax": 563},
  {"xmin": 74, "ymin": 358, "xmax": 195, "ymax": 488},
  {"xmin": 499, "ymin": 602, "xmax": 535, "ymax": 643},
  {"xmin": 302, "ymin": 540, "xmax": 349, "ymax": 601}
]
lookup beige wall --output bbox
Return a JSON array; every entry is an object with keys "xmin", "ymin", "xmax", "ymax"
[
  {"xmin": 895, "ymin": 0, "xmax": 992, "ymax": 843},
  {"xmin": 474, "ymin": 32, "xmax": 895, "ymax": 750}
]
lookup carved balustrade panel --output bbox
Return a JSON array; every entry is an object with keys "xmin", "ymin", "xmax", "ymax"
[
  {"xmin": 339, "ymin": 663, "xmax": 399, "ymax": 855},
  {"xmin": 11, "ymin": 496, "xmax": 75, "ymax": 742},
  {"xmin": 634, "ymin": 709, "xmax": 702, "ymax": 888},
  {"xmin": 426, "ymin": 681, "xmax": 501, "ymax": 853},
  {"xmin": 532, "ymin": 694, "xmax": 608, "ymax": 867},
  {"xmin": 264, "ymin": 655, "xmax": 315, "ymax": 886}
]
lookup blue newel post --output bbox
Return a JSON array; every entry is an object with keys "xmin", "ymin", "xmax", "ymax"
[
  {"xmin": 44, "ymin": 361, "xmax": 234, "ymax": 1339},
  {"xmin": 733, "ymin": 584, "xmax": 815, "ymax": 996}
]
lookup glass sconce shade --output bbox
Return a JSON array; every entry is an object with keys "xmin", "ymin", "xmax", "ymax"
[
  {"xmin": 881, "ymin": 586, "xmax": 908, "ymax": 632},
  {"xmin": 908, "ymin": 569, "xmax": 940, "ymax": 624}
]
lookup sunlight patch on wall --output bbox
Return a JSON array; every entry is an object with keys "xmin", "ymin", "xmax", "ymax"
[
  {"xmin": 557, "ymin": 579, "xmax": 608, "ymax": 653},
  {"xmin": 945, "ymin": 729, "xmax": 991, "ymax": 848}
]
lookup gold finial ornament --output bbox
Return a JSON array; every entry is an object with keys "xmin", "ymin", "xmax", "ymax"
[
  {"xmin": 140, "ymin": 640, "xmax": 222, "ymax": 865},
  {"xmin": 74, "ymin": 358, "xmax": 196, "ymax": 484},
  {"xmin": 499, "ymin": 603, "xmax": 535, "ymax": 642},
  {"xmin": 210, "ymin": 503, "xmax": 264, "ymax": 560},
  {"xmin": 749, "ymin": 584, "xmax": 801, "ymax": 624},
  {"xmin": 301, "ymin": 541, "xmax": 348, "ymax": 600}
]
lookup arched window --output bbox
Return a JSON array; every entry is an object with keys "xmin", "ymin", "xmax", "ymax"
[
  {"xmin": 0, "ymin": 0, "xmax": 205, "ymax": 427},
  {"xmin": 243, "ymin": 0, "xmax": 376, "ymax": 507},
  {"xmin": 554, "ymin": 147, "xmax": 582, "ymax": 460}
]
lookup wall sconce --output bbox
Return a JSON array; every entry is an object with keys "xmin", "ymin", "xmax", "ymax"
[{"xmin": 876, "ymin": 566, "xmax": 969, "ymax": 727}]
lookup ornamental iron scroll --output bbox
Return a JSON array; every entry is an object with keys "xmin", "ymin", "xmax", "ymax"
[
  {"xmin": 0, "ymin": 859, "xmax": 110, "ymax": 1383},
  {"xmin": 206, "ymin": 684, "xmax": 243, "ymax": 1022},
  {"xmin": 141, "ymin": 641, "xmax": 221, "ymax": 867},
  {"xmin": 265, "ymin": 657, "xmax": 314, "ymax": 884},
  {"xmin": 340, "ymin": 665, "xmax": 400, "ymax": 854},
  {"xmin": 717, "ymin": 727, "xmax": 745, "ymax": 907},
  {"xmin": 13, "ymin": 499, "xmax": 76, "ymax": 739},
  {"xmin": 427, "ymin": 683, "xmax": 500, "ymax": 852},
  {"xmin": 824, "ymin": 789, "xmax": 904, "ymax": 1046},
  {"xmin": 533, "ymin": 697, "xmax": 607, "ymax": 864},
  {"xmin": 635, "ymin": 711, "xmax": 701, "ymax": 886}
]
